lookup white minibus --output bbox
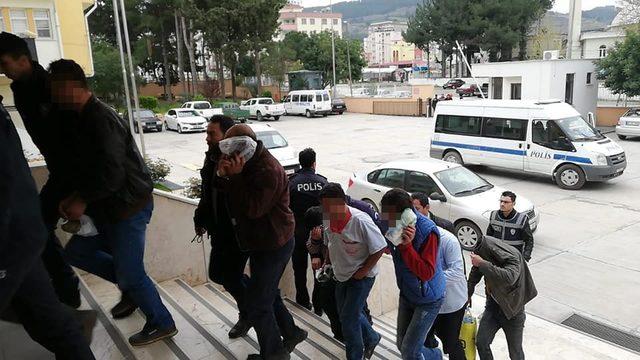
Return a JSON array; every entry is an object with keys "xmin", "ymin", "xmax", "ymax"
[
  {"xmin": 429, "ymin": 100, "xmax": 627, "ymax": 190},
  {"xmin": 283, "ymin": 90, "xmax": 332, "ymax": 118}
]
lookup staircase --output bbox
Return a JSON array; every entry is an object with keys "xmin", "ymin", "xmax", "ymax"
[{"xmin": 78, "ymin": 274, "xmax": 404, "ymax": 360}]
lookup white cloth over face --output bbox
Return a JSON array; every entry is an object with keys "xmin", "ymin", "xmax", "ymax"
[{"xmin": 218, "ymin": 136, "xmax": 257, "ymax": 162}]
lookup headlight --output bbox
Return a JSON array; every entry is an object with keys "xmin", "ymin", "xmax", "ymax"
[
  {"xmin": 482, "ymin": 210, "xmax": 492, "ymax": 220},
  {"xmin": 596, "ymin": 153, "xmax": 607, "ymax": 166}
]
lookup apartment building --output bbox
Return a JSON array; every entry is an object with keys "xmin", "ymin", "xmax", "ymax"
[{"xmin": 277, "ymin": 3, "xmax": 342, "ymax": 41}]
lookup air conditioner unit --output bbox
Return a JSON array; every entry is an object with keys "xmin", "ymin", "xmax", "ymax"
[{"xmin": 543, "ymin": 50, "xmax": 559, "ymax": 60}]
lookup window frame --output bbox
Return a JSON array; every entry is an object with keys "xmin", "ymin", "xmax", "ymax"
[
  {"xmin": 481, "ymin": 117, "xmax": 528, "ymax": 141},
  {"xmin": 292, "ymin": 94, "xmax": 300, "ymax": 102},
  {"xmin": 373, "ymin": 168, "xmax": 407, "ymax": 189},
  {"xmin": 301, "ymin": 18, "xmax": 307, "ymax": 25},
  {"xmin": 9, "ymin": 8, "xmax": 29, "ymax": 36},
  {"xmin": 531, "ymin": 119, "xmax": 575, "ymax": 152},
  {"xmin": 435, "ymin": 114, "xmax": 483, "ymax": 137},
  {"xmin": 33, "ymin": 9, "xmax": 52, "ymax": 39},
  {"xmin": 405, "ymin": 171, "xmax": 443, "ymax": 196},
  {"xmin": 322, "ymin": 18, "xmax": 327, "ymax": 25},
  {"xmin": 310, "ymin": 18, "xmax": 315, "ymax": 25}
]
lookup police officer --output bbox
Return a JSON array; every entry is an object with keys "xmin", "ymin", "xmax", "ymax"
[
  {"xmin": 486, "ymin": 191, "xmax": 534, "ymax": 262},
  {"xmin": 288, "ymin": 148, "xmax": 328, "ymax": 309}
]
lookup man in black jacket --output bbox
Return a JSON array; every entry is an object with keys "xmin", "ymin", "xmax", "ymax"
[
  {"xmin": 48, "ymin": 59, "xmax": 176, "ymax": 346},
  {"xmin": 486, "ymin": 191, "xmax": 534, "ymax": 262},
  {"xmin": 0, "ymin": 31, "xmax": 80, "ymax": 308},
  {"xmin": 193, "ymin": 115, "xmax": 251, "ymax": 339},
  {"xmin": 0, "ymin": 98, "xmax": 95, "ymax": 359},
  {"xmin": 411, "ymin": 192, "xmax": 455, "ymax": 233},
  {"xmin": 288, "ymin": 148, "xmax": 327, "ymax": 310}
]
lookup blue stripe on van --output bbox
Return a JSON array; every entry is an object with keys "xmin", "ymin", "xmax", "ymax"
[
  {"xmin": 553, "ymin": 154, "xmax": 593, "ymax": 164},
  {"xmin": 431, "ymin": 141, "xmax": 526, "ymax": 156}
]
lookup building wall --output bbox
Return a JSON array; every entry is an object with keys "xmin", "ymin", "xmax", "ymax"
[
  {"xmin": 277, "ymin": 11, "xmax": 343, "ymax": 40},
  {"xmin": 364, "ymin": 22, "xmax": 408, "ymax": 65},
  {"xmin": 581, "ymin": 35, "xmax": 623, "ymax": 60}
]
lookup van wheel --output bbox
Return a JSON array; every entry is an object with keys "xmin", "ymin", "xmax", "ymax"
[
  {"xmin": 256, "ymin": 111, "xmax": 263, "ymax": 121},
  {"xmin": 362, "ymin": 199, "xmax": 379, "ymax": 213},
  {"xmin": 443, "ymin": 151, "xmax": 463, "ymax": 165},
  {"xmin": 455, "ymin": 221, "xmax": 481, "ymax": 251},
  {"xmin": 618, "ymin": 134, "xmax": 627, "ymax": 140},
  {"xmin": 273, "ymin": 116, "xmax": 280, "ymax": 121},
  {"xmin": 555, "ymin": 164, "xmax": 586, "ymax": 190},
  {"xmin": 306, "ymin": 110, "xmax": 313, "ymax": 118},
  {"xmin": 322, "ymin": 113, "xmax": 328, "ymax": 117}
]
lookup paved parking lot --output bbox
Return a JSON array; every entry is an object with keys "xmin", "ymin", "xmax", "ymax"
[{"xmin": 144, "ymin": 112, "xmax": 640, "ymax": 339}]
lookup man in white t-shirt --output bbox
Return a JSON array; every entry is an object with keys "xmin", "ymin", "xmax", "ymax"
[{"xmin": 313, "ymin": 183, "xmax": 387, "ymax": 360}]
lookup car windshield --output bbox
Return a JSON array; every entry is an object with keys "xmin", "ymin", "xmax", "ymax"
[
  {"xmin": 193, "ymin": 102, "xmax": 211, "ymax": 109},
  {"xmin": 434, "ymin": 166, "xmax": 493, "ymax": 197},
  {"xmin": 134, "ymin": 110, "xmax": 155, "ymax": 118},
  {"xmin": 256, "ymin": 131, "xmax": 288, "ymax": 149},
  {"xmin": 554, "ymin": 116, "xmax": 604, "ymax": 141},
  {"xmin": 624, "ymin": 108, "xmax": 640, "ymax": 117},
  {"xmin": 177, "ymin": 110, "xmax": 199, "ymax": 117},
  {"xmin": 258, "ymin": 99, "xmax": 274, "ymax": 105}
]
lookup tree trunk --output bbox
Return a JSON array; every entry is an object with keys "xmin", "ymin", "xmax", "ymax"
[
  {"xmin": 175, "ymin": 11, "xmax": 187, "ymax": 99},
  {"xmin": 254, "ymin": 50, "xmax": 262, "ymax": 95},
  {"xmin": 518, "ymin": 28, "xmax": 528, "ymax": 60},
  {"xmin": 181, "ymin": 16, "xmax": 199, "ymax": 96},
  {"xmin": 231, "ymin": 58, "xmax": 237, "ymax": 100},
  {"xmin": 217, "ymin": 50, "xmax": 226, "ymax": 99},
  {"xmin": 426, "ymin": 48, "xmax": 430, "ymax": 78},
  {"xmin": 160, "ymin": 22, "xmax": 172, "ymax": 101}
]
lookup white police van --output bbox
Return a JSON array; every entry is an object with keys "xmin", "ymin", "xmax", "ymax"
[
  {"xmin": 283, "ymin": 90, "xmax": 332, "ymax": 118},
  {"xmin": 429, "ymin": 100, "xmax": 627, "ymax": 190}
]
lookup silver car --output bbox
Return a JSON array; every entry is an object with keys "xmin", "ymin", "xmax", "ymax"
[
  {"xmin": 346, "ymin": 159, "xmax": 540, "ymax": 250},
  {"xmin": 615, "ymin": 108, "xmax": 640, "ymax": 140}
]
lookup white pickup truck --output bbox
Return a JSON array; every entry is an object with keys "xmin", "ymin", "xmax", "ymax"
[
  {"xmin": 240, "ymin": 97, "xmax": 285, "ymax": 121},
  {"xmin": 181, "ymin": 101, "xmax": 223, "ymax": 119}
]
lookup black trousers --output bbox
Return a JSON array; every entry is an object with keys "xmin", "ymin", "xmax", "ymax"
[
  {"xmin": 209, "ymin": 232, "xmax": 249, "ymax": 319},
  {"xmin": 292, "ymin": 227, "xmax": 311, "ymax": 308},
  {"xmin": 425, "ymin": 305, "xmax": 466, "ymax": 360},
  {"xmin": 476, "ymin": 297, "xmax": 526, "ymax": 360},
  {"xmin": 2, "ymin": 260, "xmax": 94, "ymax": 360}
]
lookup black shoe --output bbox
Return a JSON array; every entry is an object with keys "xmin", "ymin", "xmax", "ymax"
[
  {"xmin": 247, "ymin": 355, "xmax": 263, "ymax": 360},
  {"xmin": 128, "ymin": 324, "xmax": 178, "ymax": 346},
  {"xmin": 76, "ymin": 309, "xmax": 97, "ymax": 343},
  {"xmin": 229, "ymin": 318, "xmax": 251, "ymax": 339},
  {"xmin": 313, "ymin": 308, "xmax": 323, "ymax": 317},
  {"xmin": 111, "ymin": 294, "xmax": 137, "ymax": 319},
  {"xmin": 364, "ymin": 333, "xmax": 381, "ymax": 359},
  {"xmin": 247, "ymin": 350, "xmax": 290, "ymax": 360},
  {"xmin": 284, "ymin": 328, "xmax": 308, "ymax": 353}
]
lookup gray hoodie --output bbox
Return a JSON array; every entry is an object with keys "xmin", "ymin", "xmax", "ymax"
[{"xmin": 468, "ymin": 236, "xmax": 538, "ymax": 319}]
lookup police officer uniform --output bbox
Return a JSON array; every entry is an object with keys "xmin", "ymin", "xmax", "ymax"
[
  {"xmin": 288, "ymin": 167, "xmax": 328, "ymax": 308},
  {"xmin": 486, "ymin": 210, "xmax": 534, "ymax": 261}
]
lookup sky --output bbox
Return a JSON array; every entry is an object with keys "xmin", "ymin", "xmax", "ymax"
[{"xmin": 295, "ymin": 0, "xmax": 620, "ymax": 13}]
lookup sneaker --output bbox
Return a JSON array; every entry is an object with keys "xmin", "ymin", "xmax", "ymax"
[
  {"xmin": 283, "ymin": 328, "xmax": 308, "ymax": 353},
  {"xmin": 229, "ymin": 318, "xmax": 251, "ymax": 339},
  {"xmin": 364, "ymin": 332, "xmax": 381, "ymax": 359},
  {"xmin": 128, "ymin": 324, "xmax": 178, "ymax": 346},
  {"xmin": 111, "ymin": 293, "xmax": 137, "ymax": 319}
]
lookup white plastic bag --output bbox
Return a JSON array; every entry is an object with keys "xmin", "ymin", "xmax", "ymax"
[
  {"xmin": 60, "ymin": 215, "xmax": 99, "ymax": 237},
  {"xmin": 218, "ymin": 136, "xmax": 257, "ymax": 162},
  {"xmin": 385, "ymin": 208, "xmax": 417, "ymax": 246}
]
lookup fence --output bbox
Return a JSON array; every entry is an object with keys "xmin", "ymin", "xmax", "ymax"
[
  {"xmin": 344, "ymin": 97, "xmax": 427, "ymax": 117},
  {"xmin": 598, "ymin": 82, "xmax": 640, "ymax": 105}
]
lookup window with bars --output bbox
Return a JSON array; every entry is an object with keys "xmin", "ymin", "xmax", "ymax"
[
  {"xmin": 10, "ymin": 9, "xmax": 28, "ymax": 36},
  {"xmin": 34, "ymin": 9, "xmax": 52, "ymax": 38}
]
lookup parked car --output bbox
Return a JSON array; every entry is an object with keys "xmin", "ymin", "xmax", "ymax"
[
  {"xmin": 456, "ymin": 84, "xmax": 479, "ymax": 98},
  {"xmin": 240, "ymin": 97, "xmax": 285, "ymax": 121},
  {"xmin": 391, "ymin": 90, "xmax": 412, "ymax": 98},
  {"xmin": 346, "ymin": 159, "xmax": 539, "ymax": 250},
  {"xmin": 615, "ymin": 107, "xmax": 640, "ymax": 140},
  {"xmin": 249, "ymin": 123, "xmax": 300, "ymax": 174},
  {"xmin": 331, "ymin": 98, "xmax": 347, "ymax": 114},
  {"xmin": 474, "ymin": 83, "xmax": 489, "ymax": 98},
  {"xmin": 163, "ymin": 108, "xmax": 207, "ymax": 133},
  {"xmin": 443, "ymin": 79, "xmax": 465, "ymax": 89},
  {"xmin": 283, "ymin": 90, "xmax": 332, "ymax": 118},
  {"xmin": 181, "ymin": 101, "xmax": 223, "ymax": 119},
  {"xmin": 124, "ymin": 108, "xmax": 163, "ymax": 133},
  {"xmin": 219, "ymin": 102, "xmax": 249, "ymax": 123}
]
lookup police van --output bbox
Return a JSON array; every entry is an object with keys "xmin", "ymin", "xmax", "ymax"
[
  {"xmin": 429, "ymin": 100, "xmax": 627, "ymax": 190},
  {"xmin": 283, "ymin": 90, "xmax": 332, "ymax": 118}
]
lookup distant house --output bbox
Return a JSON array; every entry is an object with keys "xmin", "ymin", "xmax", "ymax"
[
  {"xmin": 580, "ymin": 8, "xmax": 638, "ymax": 59},
  {"xmin": 276, "ymin": 4, "xmax": 342, "ymax": 41}
]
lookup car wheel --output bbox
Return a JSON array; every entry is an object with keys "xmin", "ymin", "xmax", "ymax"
[
  {"xmin": 339, "ymin": 111, "xmax": 344, "ymax": 115},
  {"xmin": 157, "ymin": 126, "xmax": 163, "ymax": 132},
  {"xmin": 306, "ymin": 110, "xmax": 313, "ymax": 118},
  {"xmin": 362, "ymin": 199, "xmax": 379, "ymax": 213},
  {"xmin": 273, "ymin": 116, "xmax": 280, "ymax": 121},
  {"xmin": 555, "ymin": 164, "xmax": 586, "ymax": 190},
  {"xmin": 257, "ymin": 111, "xmax": 263, "ymax": 121},
  {"xmin": 618, "ymin": 134, "xmax": 627, "ymax": 140},
  {"xmin": 322, "ymin": 113, "xmax": 328, "ymax": 117},
  {"xmin": 455, "ymin": 221, "xmax": 481, "ymax": 251},
  {"xmin": 177, "ymin": 125, "xmax": 183, "ymax": 134},
  {"xmin": 443, "ymin": 150, "xmax": 463, "ymax": 165}
]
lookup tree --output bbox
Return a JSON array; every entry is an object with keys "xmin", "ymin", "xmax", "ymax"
[
  {"xmin": 597, "ymin": 28, "xmax": 640, "ymax": 98},
  {"xmin": 90, "ymin": 41, "xmax": 125, "ymax": 103},
  {"xmin": 262, "ymin": 41, "xmax": 303, "ymax": 92}
]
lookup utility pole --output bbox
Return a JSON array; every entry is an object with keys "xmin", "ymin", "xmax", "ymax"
[
  {"xmin": 455, "ymin": 40, "xmax": 484, "ymax": 99},
  {"xmin": 330, "ymin": 0, "xmax": 337, "ymax": 97},
  {"xmin": 344, "ymin": 21, "xmax": 353, "ymax": 97},
  {"xmin": 112, "ymin": 0, "xmax": 134, "ymax": 137}
]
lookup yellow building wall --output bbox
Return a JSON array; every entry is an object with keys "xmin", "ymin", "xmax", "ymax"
[
  {"xmin": 55, "ymin": 0, "xmax": 95, "ymax": 76},
  {"xmin": 392, "ymin": 42, "xmax": 415, "ymax": 62}
]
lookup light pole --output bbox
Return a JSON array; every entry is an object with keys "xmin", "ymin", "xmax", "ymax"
[
  {"xmin": 330, "ymin": 0, "xmax": 337, "ymax": 97},
  {"xmin": 344, "ymin": 21, "xmax": 353, "ymax": 97},
  {"xmin": 112, "ymin": 0, "xmax": 134, "ymax": 136}
]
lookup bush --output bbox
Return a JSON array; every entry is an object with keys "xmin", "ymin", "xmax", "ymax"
[
  {"xmin": 261, "ymin": 90, "xmax": 273, "ymax": 98},
  {"xmin": 139, "ymin": 96, "xmax": 158, "ymax": 110},
  {"xmin": 145, "ymin": 157, "xmax": 171, "ymax": 183},
  {"xmin": 183, "ymin": 177, "xmax": 202, "ymax": 199},
  {"xmin": 193, "ymin": 93, "xmax": 207, "ymax": 101}
]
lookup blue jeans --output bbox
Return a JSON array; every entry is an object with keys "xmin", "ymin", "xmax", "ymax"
[
  {"xmin": 336, "ymin": 277, "xmax": 381, "ymax": 360},
  {"xmin": 65, "ymin": 202, "xmax": 174, "ymax": 330},
  {"xmin": 397, "ymin": 296, "xmax": 444, "ymax": 360}
]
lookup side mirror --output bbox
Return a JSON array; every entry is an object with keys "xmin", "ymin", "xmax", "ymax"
[{"xmin": 429, "ymin": 192, "xmax": 447, "ymax": 203}]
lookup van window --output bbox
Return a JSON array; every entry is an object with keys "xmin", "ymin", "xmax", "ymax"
[
  {"xmin": 435, "ymin": 115, "xmax": 482, "ymax": 136},
  {"xmin": 532, "ymin": 120, "xmax": 574, "ymax": 151},
  {"xmin": 374, "ymin": 169, "xmax": 405, "ymax": 188},
  {"xmin": 482, "ymin": 118, "xmax": 527, "ymax": 141},
  {"xmin": 292, "ymin": 95, "xmax": 300, "ymax": 102},
  {"xmin": 323, "ymin": 94, "xmax": 330, "ymax": 101},
  {"xmin": 316, "ymin": 94, "xmax": 322, "ymax": 102},
  {"xmin": 406, "ymin": 172, "xmax": 442, "ymax": 195}
]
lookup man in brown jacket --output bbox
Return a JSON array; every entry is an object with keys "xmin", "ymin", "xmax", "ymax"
[{"xmin": 216, "ymin": 124, "xmax": 307, "ymax": 360}]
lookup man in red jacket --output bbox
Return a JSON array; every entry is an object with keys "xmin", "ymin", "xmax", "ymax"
[{"xmin": 216, "ymin": 124, "xmax": 306, "ymax": 360}]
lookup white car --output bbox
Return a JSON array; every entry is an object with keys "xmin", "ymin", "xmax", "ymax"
[
  {"xmin": 164, "ymin": 108, "xmax": 207, "ymax": 133},
  {"xmin": 249, "ymin": 123, "xmax": 300, "ymax": 174},
  {"xmin": 346, "ymin": 159, "xmax": 540, "ymax": 250},
  {"xmin": 181, "ymin": 101, "xmax": 223, "ymax": 119},
  {"xmin": 240, "ymin": 98, "xmax": 285, "ymax": 121},
  {"xmin": 615, "ymin": 107, "xmax": 640, "ymax": 140}
]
